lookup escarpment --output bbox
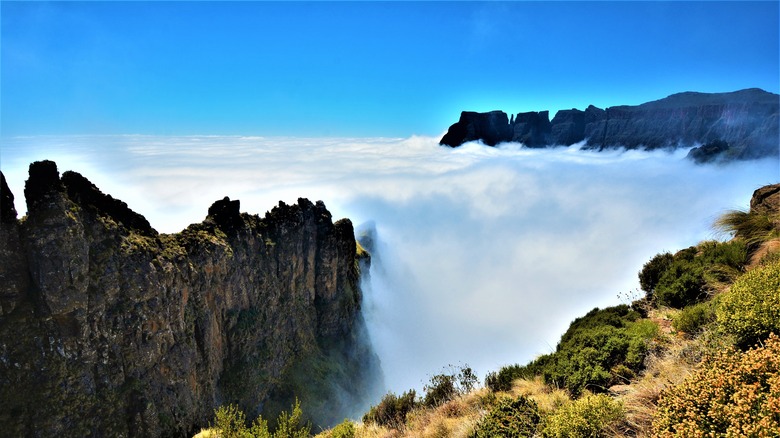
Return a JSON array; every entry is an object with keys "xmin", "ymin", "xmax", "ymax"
[
  {"xmin": 440, "ymin": 88, "xmax": 779, "ymax": 162},
  {"xmin": 0, "ymin": 161, "xmax": 382, "ymax": 436}
]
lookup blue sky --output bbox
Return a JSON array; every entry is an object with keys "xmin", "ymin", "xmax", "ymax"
[{"xmin": 2, "ymin": 1, "xmax": 779, "ymax": 137}]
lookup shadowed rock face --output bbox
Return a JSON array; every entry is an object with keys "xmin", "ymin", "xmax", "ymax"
[
  {"xmin": 1, "ymin": 172, "xmax": 17, "ymax": 223},
  {"xmin": 751, "ymin": 184, "xmax": 780, "ymax": 215},
  {"xmin": 440, "ymin": 88, "xmax": 779, "ymax": 161},
  {"xmin": 440, "ymin": 110, "xmax": 512, "ymax": 146},
  {"xmin": 0, "ymin": 161, "xmax": 382, "ymax": 437}
]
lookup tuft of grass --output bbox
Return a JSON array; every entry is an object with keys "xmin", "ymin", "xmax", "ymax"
[{"xmin": 714, "ymin": 209, "xmax": 780, "ymax": 250}]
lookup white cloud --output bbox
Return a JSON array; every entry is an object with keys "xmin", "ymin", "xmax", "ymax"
[{"xmin": 2, "ymin": 135, "xmax": 777, "ymax": 393}]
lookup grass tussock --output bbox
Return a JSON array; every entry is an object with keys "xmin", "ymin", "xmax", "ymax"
[{"xmin": 715, "ymin": 209, "xmax": 780, "ymax": 250}]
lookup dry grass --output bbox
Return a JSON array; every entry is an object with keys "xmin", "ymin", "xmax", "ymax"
[
  {"xmin": 315, "ymin": 388, "xmax": 490, "ymax": 438},
  {"xmin": 403, "ymin": 389, "xmax": 487, "ymax": 438},
  {"xmin": 610, "ymin": 332, "xmax": 705, "ymax": 437},
  {"xmin": 507, "ymin": 376, "xmax": 570, "ymax": 414}
]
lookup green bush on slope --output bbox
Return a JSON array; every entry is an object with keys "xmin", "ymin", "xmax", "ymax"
[
  {"xmin": 487, "ymin": 306, "xmax": 656, "ymax": 397},
  {"xmin": 638, "ymin": 252, "xmax": 674, "ymax": 295},
  {"xmin": 422, "ymin": 364, "xmax": 478, "ymax": 408},
  {"xmin": 645, "ymin": 240, "xmax": 747, "ymax": 308},
  {"xmin": 211, "ymin": 399, "xmax": 310, "ymax": 438},
  {"xmin": 471, "ymin": 395, "xmax": 541, "ymax": 438},
  {"xmin": 716, "ymin": 258, "xmax": 780, "ymax": 347},
  {"xmin": 362, "ymin": 390, "xmax": 418, "ymax": 429},
  {"xmin": 672, "ymin": 301, "xmax": 715, "ymax": 335},
  {"xmin": 653, "ymin": 246, "xmax": 706, "ymax": 308}
]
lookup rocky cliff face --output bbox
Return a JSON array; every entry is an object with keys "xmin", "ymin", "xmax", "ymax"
[
  {"xmin": 0, "ymin": 161, "xmax": 382, "ymax": 437},
  {"xmin": 440, "ymin": 88, "xmax": 779, "ymax": 161}
]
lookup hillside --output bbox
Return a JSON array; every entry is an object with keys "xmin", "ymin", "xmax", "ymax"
[
  {"xmin": 440, "ymin": 88, "xmax": 780, "ymax": 162},
  {"xmin": 304, "ymin": 182, "xmax": 780, "ymax": 438},
  {"xmin": 0, "ymin": 162, "xmax": 382, "ymax": 436}
]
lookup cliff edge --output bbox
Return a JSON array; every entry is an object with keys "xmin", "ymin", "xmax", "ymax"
[
  {"xmin": 440, "ymin": 88, "xmax": 779, "ymax": 162},
  {"xmin": 0, "ymin": 161, "xmax": 382, "ymax": 436}
]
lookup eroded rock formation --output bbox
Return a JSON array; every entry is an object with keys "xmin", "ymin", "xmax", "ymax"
[
  {"xmin": 440, "ymin": 88, "xmax": 779, "ymax": 161},
  {"xmin": 0, "ymin": 161, "xmax": 382, "ymax": 436}
]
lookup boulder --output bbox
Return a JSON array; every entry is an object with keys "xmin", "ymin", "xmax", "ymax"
[{"xmin": 750, "ymin": 184, "xmax": 780, "ymax": 215}]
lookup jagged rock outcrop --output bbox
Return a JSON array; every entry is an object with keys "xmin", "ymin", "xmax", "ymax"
[
  {"xmin": 750, "ymin": 183, "xmax": 780, "ymax": 215},
  {"xmin": 687, "ymin": 139, "xmax": 731, "ymax": 164},
  {"xmin": 439, "ymin": 110, "xmax": 512, "ymax": 147},
  {"xmin": 1, "ymin": 172, "xmax": 17, "ymax": 224},
  {"xmin": 440, "ymin": 88, "xmax": 779, "ymax": 161},
  {"xmin": 0, "ymin": 161, "xmax": 382, "ymax": 437}
]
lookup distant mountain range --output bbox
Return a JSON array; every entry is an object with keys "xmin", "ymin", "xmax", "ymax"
[{"xmin": 440, "ymin": 88, "xmax": 779, "ymax": 162}]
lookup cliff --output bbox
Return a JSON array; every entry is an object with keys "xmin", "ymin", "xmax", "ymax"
[
  {"xmin": 0, "ymin": 161, "xmax": 382, "ymax": 436},
  {"xmin": 440, "ymin": 88, "xmax": 780, "ymax": 161}
]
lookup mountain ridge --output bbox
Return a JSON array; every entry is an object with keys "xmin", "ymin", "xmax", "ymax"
[{"xmin": 440, "ymin": 88, "xmax": 780, "ymax": 162}]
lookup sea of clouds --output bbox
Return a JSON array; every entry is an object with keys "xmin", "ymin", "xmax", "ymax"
[{"xmin": 3, "ymin": 135, "xmax": 778, "ymax": 394}]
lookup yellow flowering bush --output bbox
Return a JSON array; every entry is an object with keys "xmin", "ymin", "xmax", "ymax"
[{"xmin": 653, "ymin": 334, "xmax": 780, "ymax": 436}]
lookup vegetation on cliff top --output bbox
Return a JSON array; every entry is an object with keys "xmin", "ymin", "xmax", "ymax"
[
  {"xmin": 292, "ymin": 185, "xmax": 779, "ymax": 438},
  {"xmin": 198, "ymin": 184, "xmax": 780, "ymax": 437}
]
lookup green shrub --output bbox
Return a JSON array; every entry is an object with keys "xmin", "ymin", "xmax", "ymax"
[
  {"xmin": 638, "ymin": 252, "xmax": 674, "ymax": 294},
  {"xmin": 423, "ymin": 373, "xmax": 457, "ymax": 408},
  {"xmin": 672, "ymin": 301, "xmax": 715, "ymax": 334},
  {"xmin": 541, "ymin": 394, "xmax": 624, "ymax": 438},
  {"xmin": 527, "ymin": 306, "xmax": 655, "ymax": 397},
  {"xmin": 471, "ymin": 395, "xmax": 541, "ymax": 438},
  {"xmin": 362, "ymin": 390, "xmax": 418, "ymax": 429},
  {"xmin": 272, "ymin": 399, "xmax": 310, "ymax": 438},
  {"xmin": 210, "ymin": 399, "xmax": 309, "ymax": 438},
  {"xmin": 213, "ymin": 404, "xmax": 255, "ymax": 438},
  {"xmin": 654, "ymin": 258, "xmax": 706, "ymax": 308},
  {"xmin": 646, "ymin": 241, "xmax": 748, "ymax": 308},
  {"xmin": 653, "ymin": 334, "xmax": 780, "ymax": 436},
  {"xmin": 698, "ymin": 240, "xmax": 748, "ymax": 285},
  {"xmin": 698, "ymin": 239, "xmax": 747, "ymax": 268},
  {"xmin": 559, "ymin": 305, "xmax": 641, "ymax": 344},
  {"xmin": 329, "ymin": 419, "xmax": 355, "ymax": 438},
  {"xmin": 423, "ymin": 364, "xmax": 478, "ymax": 407},
  {"xmin": 485, "ymin": 364, "xmax": 534, "ymax": 393},
  {"xmin": 716, "ymin": 259, "xmax": 780, "ymax": 347}
]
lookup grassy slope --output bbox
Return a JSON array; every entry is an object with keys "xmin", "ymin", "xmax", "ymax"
[{"xmin": 313, "ymin": 200, "xmax": 780, "ymax": 437}]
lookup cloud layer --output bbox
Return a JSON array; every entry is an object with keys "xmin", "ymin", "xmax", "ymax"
[{"xmin": 3, "ymin": 135, "xmax": 778, "ymax": 393}]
